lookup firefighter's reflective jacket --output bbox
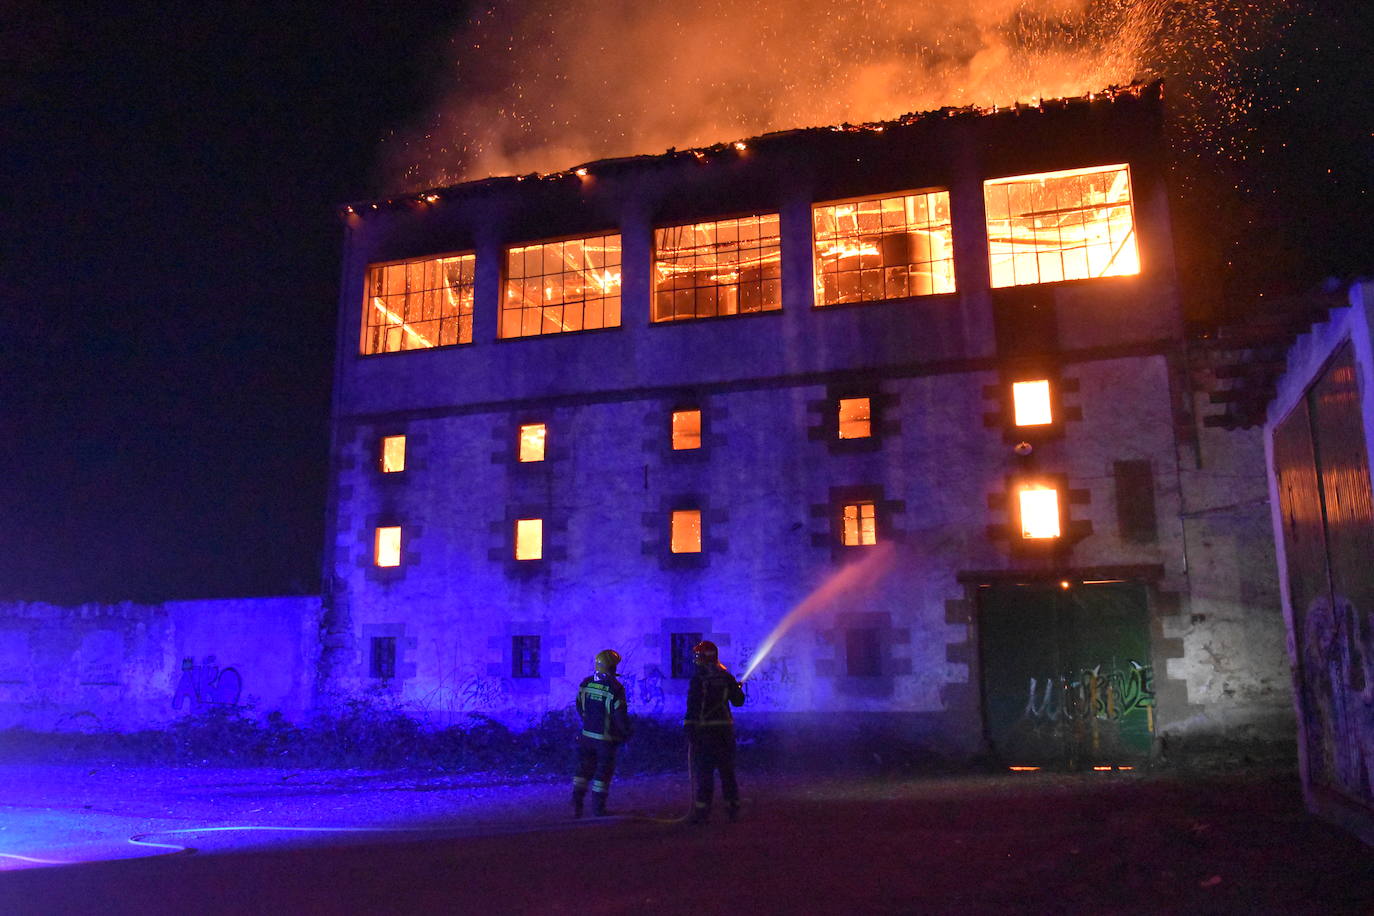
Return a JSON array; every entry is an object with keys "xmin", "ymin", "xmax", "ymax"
[
  {"xmin": 684, "ymin": 664, "xmax": 745, "ymax": 730},
  {"xmin": 577, "ymin": 673, "xmax": 632, "ymax": 742}
]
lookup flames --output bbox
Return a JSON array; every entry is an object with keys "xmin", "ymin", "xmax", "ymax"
[{"xmin": 381, "ymin": 0, "xmax": 1288, "ymax": 189}]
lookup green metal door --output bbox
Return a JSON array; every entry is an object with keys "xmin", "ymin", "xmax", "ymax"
[{"xmin": 978, "ymin": 580, "xmax": 1155, "ymax": 767}]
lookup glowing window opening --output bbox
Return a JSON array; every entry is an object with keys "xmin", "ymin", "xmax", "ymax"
[
  {"xmin": 374, "ymin": 526, "xmax": 402, "ymax": 567},
  {"xmin": 838, "ymin": 398, "xmax": 872, "ymax": 439},
  {"xmin": 813, "ymin": 190, "xmax": 955, "ymax": 306},
  {"xmin": 672, "ymin": 409, "xmax": 702, "ymax": 450},
  {"xmin": 519, "ymin": 423, "xmax": 547, "ymax": 462},
  {"xmin": 361, "ymin": 252, "xmax": 475, "ymax": 355},
  {"xmin": 1012, "ymin": 380, "xmax": 1053, "ymax": 427},
  {"xmin": 842, "ymin": 502, "xmax": 878, "ymax": 546},
  {"xmin": 502, "ymin": 233, "xmax": 622, "ymax": 339},
  {"xmin": 985, "ymin": 164, "xmax": 1139, "ymax": 288},
  {"xmin": 515, "ymin": 518, "xmax": 543, "ymax": 561},
  {"xmin": 653, "ymin": 214, "xmax": 781, "ymax": 322},
  {"xmin": 380, "ymin": 435, "xmax": 407, "ymax": 473},
  {"xmin": 671, "ymin": 510, "xmax": 702, "ymax": 554},
  {"xmin": 1018, "ymin": 487, "xmax": 1062, "ymax": 539}
]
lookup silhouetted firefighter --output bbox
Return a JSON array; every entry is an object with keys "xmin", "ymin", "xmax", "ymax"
[
  {"xmin": 684, "ymin": 640, "xmax": 746, "ymax": 823},
  {"xmin": 572, "ymin": 649, "xmax": 632, "ymax": 817}
]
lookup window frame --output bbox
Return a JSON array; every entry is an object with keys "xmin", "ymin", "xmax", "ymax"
[
  {"xmin": 374, "ymin": 526, "xmax": 403, "ymax": 567},
  {"xmin": 651, "ymin": 211, "xmax": 783, "ymax": 323},
  {"xmin": 379, "ymin": 434, "xmax": 407, "ymax": 474},
  {"xmin": 360, "ymin": 249, "xmax": 477, "ymax": 356},
  {"xmin": 500, "ymin": 229, "xmax": 623, "ymax": 340},
  {"xmin": 811, "ymin": 187, "xmax": 956, "ymax": 308},
  {"xmin": 514, "ymin": 518, "xmax": 544, "ymax": 561},
  {"xmin": 511, "ymin": 635, "xmax": 541, "ymax": 679}
]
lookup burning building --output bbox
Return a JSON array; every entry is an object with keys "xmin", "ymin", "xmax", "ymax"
[{"xmin": 320, "ymin": 82, "xmax": 1291, "ymax": 766}]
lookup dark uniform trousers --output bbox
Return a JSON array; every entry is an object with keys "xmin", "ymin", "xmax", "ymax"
[
  {"xmin": 573, "ymin": 734, "xmax": 620, "ymax": 798},
  {"xmin": 689, "ymin": 725, "xmax": 738, "ymax": 809}
]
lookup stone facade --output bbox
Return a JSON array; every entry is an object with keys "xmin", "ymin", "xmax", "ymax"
[{"xmin": 320, "ymin": 85, "xmax": 1293, "ymax": 762}]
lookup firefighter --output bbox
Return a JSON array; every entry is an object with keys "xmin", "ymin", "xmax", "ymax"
[
  {"xmin": 572, "ymin": 648, "xmax": 632, "ymax": 817},
  {"xmin": 683, "ymin": 640, "xmax": 746, "ymax": 823}
]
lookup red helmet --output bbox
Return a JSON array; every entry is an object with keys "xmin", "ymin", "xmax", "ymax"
[{"xmin": 692, "ymin": 640, "xmax": 719, "ymax": 667}]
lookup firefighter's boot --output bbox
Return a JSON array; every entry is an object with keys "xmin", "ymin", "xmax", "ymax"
[
  {"xmin": 592, "ymin": 792, "xmax": 609, "ymax": 817},
  {"xmin": 572, "ymin": 789, "xmax": 586, "ymax": 819}
]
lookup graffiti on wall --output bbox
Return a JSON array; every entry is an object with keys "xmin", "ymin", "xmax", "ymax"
[
  {"xmin": 1022, "ymin": 660, "xmax": 1155, "ymax": 728},
  {"xmin": 737, "ymin": 643, "xmax": 797, "ymax": 709},
  {"xmin": 172, "ymin": 655, "xmax": 243, "ymax": 710},
  {"xmin": 1301, "ymin": 596, "xmax": 1374, "ymax": 803},
  {"xmin": 617, "ymin": 665, "xmax": 665, "ymax": 715}
]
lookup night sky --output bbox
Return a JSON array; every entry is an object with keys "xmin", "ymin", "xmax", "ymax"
[{"xmin": 1, "ymin": 1, "xmax": 1370, "ymax": 605}]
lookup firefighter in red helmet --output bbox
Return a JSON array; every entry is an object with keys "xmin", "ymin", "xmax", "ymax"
[
  {"xmin": 683, "ymin": 640, "xmax": 746, "ymax": 823},
  {"xmin": 572, "ymin": 649, "xmax": 632, "ymax": 817}
]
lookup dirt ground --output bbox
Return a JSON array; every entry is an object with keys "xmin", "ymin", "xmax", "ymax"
[{"xmin": 1, "ymin": 762, "xmax": 1371, "ymax": 915}]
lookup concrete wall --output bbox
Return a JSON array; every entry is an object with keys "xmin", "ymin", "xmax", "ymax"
[{"xmin": 0, "ymin": 597, "xmax": 319, "ymax": 731}]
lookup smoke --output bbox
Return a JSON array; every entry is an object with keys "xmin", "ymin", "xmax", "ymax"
[{"xmin": 383, "ymin": 0, "xmax": 1287, "ymax": 189}]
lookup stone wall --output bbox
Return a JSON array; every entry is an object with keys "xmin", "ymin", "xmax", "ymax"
[{"xmin": 0, "ymin": 596, "xmax": 319, "ymax": 731}]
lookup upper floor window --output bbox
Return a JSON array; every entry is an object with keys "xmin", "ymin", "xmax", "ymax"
[
  {"xmin": 984, "ymin": 164, "xmax": 1140, "ymax": 288},
  {"xmin": 1011, "ymin": 380, "xmax": 1053, "ymax": 427},
  {"xmin": 1017, "ymin": 486, "xmax": 1062, "ymax": 539},
  {"xmin": 671, "ymin": 510, "xmax": 703, "ymax": 554},
  {"xmin": 515, "ymin": 518, "xmax": 544, "ymax": 560},
  {"xmin": 374, "ymin": 526, "xmax": 402, "ymax": 567},
  {"xmin": 503, "ymin": 233, "xmax": 622, "ymax": 338},
  {"xmin": 380, "ymin": 435, "xmax": 406, "ymax": 473},
  {"xmin": 361, "ymin": 253, "xmax": 475, "ymax": 355},
  {"xmin": 841, "ymin": 502, "xmax": 878, "ymax": 547},
  {"xmin": 672, "ymin": 409, "xmax": 702, "ymax": 450},
  {"xmin": 837, "ymin": 398, "xmax": 872, "ymax": 439},
  {"xmin": 519, "ymin": 423, "xmax": 547, "ymax": 462},
  {"xmin": 813, "ymin": 191, "xmax": 955, "ymax": 306},
  {"xmin": 653, "ymin": 214, "xmax": 781, "ymax": 322}
]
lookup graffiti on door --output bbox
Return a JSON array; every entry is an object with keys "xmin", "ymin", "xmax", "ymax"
[{"xmin": 1022, "ymin": 660, "xmax": 1155, "ymax": 730}]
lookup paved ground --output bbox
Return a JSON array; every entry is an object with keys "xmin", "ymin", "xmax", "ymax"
[{"xmin": 1, "ymin": 762, "xmax": 1370, "ymax": 914}]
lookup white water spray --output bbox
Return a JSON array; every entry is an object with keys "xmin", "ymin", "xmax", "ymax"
[{"xmin": 739, "ymin": 542, "xmax": 897, "ymax": 683}]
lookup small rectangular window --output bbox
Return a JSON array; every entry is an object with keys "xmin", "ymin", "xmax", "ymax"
[
  {"xmin": 519, "ymin": 423, "xmax": 547, "ymax": 462},
  {"xmin": 672, "ymin": 409, "xmax": 702, "ymax": 450},
  {"xmin": 841, "ymin": 502, "xmax": 878, "ymax": 546},
  {"xmin": 512, "ymin": 635, "xmax": 541, "ymax": 678},
  {"xmin": 845, "ymin": 628, "xmax": 881, "ymax": 677},
  {"xmin": 370, "ymin": 636, "xmax": 397, "ymax": 679},
  {"xmin": 653, "ymin": 214, "xmax": 782, "ymax": 322},
  {"xmin": 380, "ymin": 435, "xmax": 406, "ymax": 473},
  {"xmin": 502, "ymin": 233, "xmax": 622, "ymax": 338},
  {"xmin": 361, "ymin": 252, "xmax": 475, "ymax": 354},
  {"xmin": 1018, "ymin": 487, "xmax": 1062, "ymax": 539},
  {"xmin": 985, "ymin": 164, "xmax": 1139, "ymax": 288},
  {"xmin": 671, "ymin": 632, "xmax": 703, "ymax": 678},
  {"xmin": 671, "ymin": 510, "xmax": 702, "ymax": 554},
  {"xmin": 1012, "ymin": 380, "xmax": 1053, "ymax": 427},
  {"xmin": 813, "ymin": 190, "xmax": 955, "ymax": 305},
  {"xmin": 838, "ymin": 398, "xmax": 872, "ymax": 439},
  {"xmin": 1114, "ymin": 460, "xmax": 1158, "ymax": 543},
  {"xmin": 515, "ymin": 518, "xmax": 543, "ymax": 560},
  {"xmin": 374, "ymin": 526, "xmax": 402, "ymax": 567}
]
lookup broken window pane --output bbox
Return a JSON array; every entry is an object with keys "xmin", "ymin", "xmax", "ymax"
[
  {"xmin": 503, "ymin": 233, "xmax": 622, "ymax": 338},
  {"xmin": 361, "ymin": 253, "xmax": 475, "ymax": 355},
  {"xmin": 813, "ymin": 190, "xmax": 955, "ymax": 306},
  {"xmin": 653, "ymin": 214, "xmax": 782, "ymax": 322},
  {"xmin": 985, "ymin": 164, "xmax": 1140, "ymax": 288}
]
